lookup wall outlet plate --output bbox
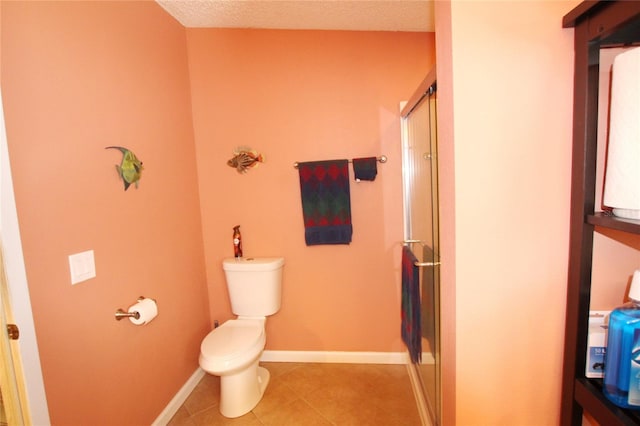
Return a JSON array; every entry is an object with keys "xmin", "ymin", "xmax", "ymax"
[{"xmin": 68, "ymin": 250, "xmax": 96, "ymax": 285}]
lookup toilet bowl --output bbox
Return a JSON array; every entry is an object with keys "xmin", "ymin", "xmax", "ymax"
[
  {"xmin": 199, "ymin": 318, "xmax": 269, "ymax": 418},
  {"xmin": 199, "ymin": 256, "xmax": 284, "ymax": 418},
  {"xmin": 200, "ymin": 319, "xmax": 266, "ymax": 374}
]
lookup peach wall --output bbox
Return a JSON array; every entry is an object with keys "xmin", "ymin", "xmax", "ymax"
[
  {"xmin": 441, "ymin": 1, "xmax": 578, "ymax": 424},
  {"xmin": 1, "ymin": 0, "xmax": 587, "ymax": 423},
  {"xmin": 186, "ymin": 29, "xmax": 434, "ymax": 352},
  {"xmin": 1, "ymin": 2, "xmax": 209, "ymax": 424}
]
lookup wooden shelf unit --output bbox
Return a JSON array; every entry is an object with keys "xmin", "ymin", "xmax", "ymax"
[{"xmin": 561, "ymin": 2, "xmax": 640, "ymax": 425}]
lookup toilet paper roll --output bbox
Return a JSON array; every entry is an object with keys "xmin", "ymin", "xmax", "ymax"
[
  {"xmin": 128, "ymin": 298, "xmax": 158, "ymax": 325},
  {"xmin": 603, "ymin": 47, "xmax": 640, "ymax": 218}
]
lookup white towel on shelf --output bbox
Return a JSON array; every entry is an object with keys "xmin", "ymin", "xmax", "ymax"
[{"xmin": 603, "ymin": 47, "xmax": 640, "ymax": 219}]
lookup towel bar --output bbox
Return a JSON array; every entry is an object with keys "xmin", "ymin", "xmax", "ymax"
[
  {"xmin": 404, "ymin": 240, "xmax": 441, "ymax": 267},
  {"xmin": 293, "ymin": 155, "xmax": 387, "ymax": 169},
  {"xmin": 414, "ymin": 261, "xmax": 441, "ymax": 267}
]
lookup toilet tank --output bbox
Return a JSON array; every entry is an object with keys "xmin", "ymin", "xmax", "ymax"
[{"xmin": 222, "ymin": 257, "xmax": 284, "ymax": 317}]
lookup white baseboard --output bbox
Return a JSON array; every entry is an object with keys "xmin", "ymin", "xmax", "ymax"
[
  {"xmin": 260, "ymin": 350, "xmax": 408, "ymax": 364},
  {"xmin": 422, "ymin": 351, "xmax": 435, "ymax": 365},
  {"xmin": 152, "ymin": 368, "xmax": 205, "ymax": 426}
]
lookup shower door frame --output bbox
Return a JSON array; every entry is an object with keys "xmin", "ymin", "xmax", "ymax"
[{"xmin": 400, "ymin": 68, "xmax": 440, "ymax": 426}]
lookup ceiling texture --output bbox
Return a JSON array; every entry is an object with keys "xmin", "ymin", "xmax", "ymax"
[{"xmin": 155, "ymin": 0, "xmax": 434, "ymax": 32}]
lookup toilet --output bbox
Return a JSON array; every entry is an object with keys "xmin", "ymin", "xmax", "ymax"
[{"xmin": 199, "ymin": 256, "xmax": 284, "ymax": 418}]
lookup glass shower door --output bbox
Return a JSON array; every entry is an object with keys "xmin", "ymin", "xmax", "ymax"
[{"xmin": 401, "ymin": 76, "xmax": 440, "ymax": 425}]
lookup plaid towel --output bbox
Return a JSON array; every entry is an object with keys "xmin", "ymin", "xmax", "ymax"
[
  {"xmin": 298, "ymin": 160, "xmax": 353, "ymax": 245},
  {"xmin": 402, "ymin": 246, "xmax": 421, "ymax": 363}
]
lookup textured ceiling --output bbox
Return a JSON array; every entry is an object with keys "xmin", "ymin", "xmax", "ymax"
[{"xmin": 155, "ymin": 0, "xmax": 434, "ymax": 32}]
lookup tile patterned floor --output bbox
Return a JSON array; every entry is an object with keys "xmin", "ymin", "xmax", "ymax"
[{"xmin": 168, "ymin": 362, "xmax": 422, "ymax": 426}]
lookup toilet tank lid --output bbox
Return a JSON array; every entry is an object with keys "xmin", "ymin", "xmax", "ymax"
[{"xmin": 222, "ymin": 257, "xmax": 285, "ymax": 271}]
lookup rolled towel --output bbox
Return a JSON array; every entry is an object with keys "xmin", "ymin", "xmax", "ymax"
[{"xmin": 352, "ymin": 157, "xmax": 377, "ymax": 181}]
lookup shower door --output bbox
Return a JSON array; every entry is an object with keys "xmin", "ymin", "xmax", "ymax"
[{"xmin": 400, "ymin": 70, "xmax": 440, "ymax": 425}]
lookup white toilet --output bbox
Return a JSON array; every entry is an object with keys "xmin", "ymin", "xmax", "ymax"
[{"xmin": 199, "ymin": 256, "xmax": 284, "ymax": 418}]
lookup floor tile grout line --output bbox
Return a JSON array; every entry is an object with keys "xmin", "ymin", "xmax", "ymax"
[
  {"xmin": 169, "ymin": 362, "xmax": 422, "ymax": 425},
  {"xmin": 297, "ymin": 393, "xmax": 339, "ymax": 426}
]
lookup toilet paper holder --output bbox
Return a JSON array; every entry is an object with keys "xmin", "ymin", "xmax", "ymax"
[{"xmin": 115, "ymin": 296, "xmax": 152, "ymax": 321}]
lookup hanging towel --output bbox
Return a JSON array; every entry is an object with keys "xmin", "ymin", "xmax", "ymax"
[
  {"xmin": 421, "ymin": 245, "xmax": 436, "ymax": 355},
  {"xmin": 402, "ymin": 245, "xmax": 422, "ymax": 363},
  {"xmin": 298, "ymin": 160, "xmax": 353, "ymax": 245},
  {"xmin": 352, "ymin": 157, "xmax": 378, "ymax": 181}
]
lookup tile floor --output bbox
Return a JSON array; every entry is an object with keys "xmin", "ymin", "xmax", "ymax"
[{"xmin": 168, "ymin": 362, "xmax": 422, "ymax": 426}]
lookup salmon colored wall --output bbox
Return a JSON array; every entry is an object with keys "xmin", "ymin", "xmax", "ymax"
[
  {"xmin": 1, "ymin": 2, "xmax": 209, "ymax": 424},
  {"xmin": 186, "ymin": 29, "xmax": 434, "ymax": 352},
  {"xmin": 4, "ymin": 1, "xmax": 591, "ymax": 424},
  {"xmin": 438, "ymin": 1, "xmax": 577, "ymax": 424}
]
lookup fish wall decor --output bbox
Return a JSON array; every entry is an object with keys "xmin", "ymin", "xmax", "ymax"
[
  {"xmin": 227, "ymin": 146, "xmax": 264, "ymax": 174},
  {"xmin": 105, "ymin": 146, "xmax": 143, "ymax": 191}
]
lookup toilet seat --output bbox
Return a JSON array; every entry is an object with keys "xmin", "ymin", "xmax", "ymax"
[
  {"xmin": 199, "ymin": 319, "xmax": 265, "ymax": 374},
  {"xmin": 202, "ymin": 319, "xmax": 264, "ymax": 360}
]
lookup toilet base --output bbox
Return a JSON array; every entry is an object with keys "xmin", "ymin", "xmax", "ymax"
[{"xmin": 219, "ymin": 361, "xmax": 271, "ymax": 418}]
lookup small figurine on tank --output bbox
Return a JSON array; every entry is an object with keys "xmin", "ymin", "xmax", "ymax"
[{"xmin": 233, "ymin": 225, "xmax": 243, "ymax": 258}]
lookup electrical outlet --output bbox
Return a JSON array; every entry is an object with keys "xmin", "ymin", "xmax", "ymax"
[{"xmin": 68, "ymin": 250, "xmax": 96, "ymax": 285}]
